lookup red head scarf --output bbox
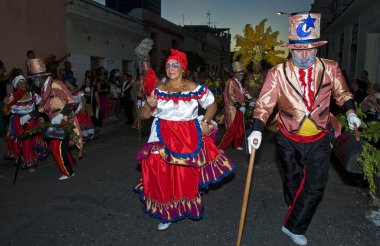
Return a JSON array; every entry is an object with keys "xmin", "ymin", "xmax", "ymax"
[{"xmin": 166, "ymin": 49, "xmax": 188, "ymax": 72}]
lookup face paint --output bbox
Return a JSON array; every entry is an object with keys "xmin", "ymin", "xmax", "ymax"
[
  {"xmin": 292, "ymin": 54, "xmax": 316, "ymax": 69},
  {"xmin": 291, "ymin": 49, "xmax": 317, "ymax": 69},
  {"xmin": 165, "ymin": 61, "xmax": 181, "ymax": 69}
]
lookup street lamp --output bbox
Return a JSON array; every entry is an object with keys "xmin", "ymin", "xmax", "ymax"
[{"xmin": 277, "ymin": 12, "xmax": 291, "ymax": 16}]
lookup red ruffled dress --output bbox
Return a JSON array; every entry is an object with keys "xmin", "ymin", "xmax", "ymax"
[
  {"xmin": 134, "ymin": 84, "xmax": 236, "ymax": 223},
  {"xmin": 3, "ymin": 92, "xmax": 49, "ymax": 169}
]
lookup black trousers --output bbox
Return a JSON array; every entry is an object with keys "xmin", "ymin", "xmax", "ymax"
[{"xmin": 276, "ymin": 132, "xmax": 331, "ymax": 234}]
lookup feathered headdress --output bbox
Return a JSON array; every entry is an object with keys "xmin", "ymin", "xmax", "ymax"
[
  {"xmin": 134, "ymin": 38, "xmax": 154, "ymax": 63},
  {"xmin": 143, "ymin": 67, "xmax": 157, "ymax": 96}
]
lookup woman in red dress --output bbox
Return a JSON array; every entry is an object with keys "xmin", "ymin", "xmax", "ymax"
[
  {"xmin": 134, "ymin": 49, "xmax": 236, "ymax": 230},
  {"xmin": 3, "ymin": 75, "xmax": 47, "ymax": 170}
]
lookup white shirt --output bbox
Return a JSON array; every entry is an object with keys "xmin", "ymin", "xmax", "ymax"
[{"xmin": 148, "ymin": 85, "xmax": 214, "ymax": 143}]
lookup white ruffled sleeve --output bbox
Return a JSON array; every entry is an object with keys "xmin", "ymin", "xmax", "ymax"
[{"xmin": 198, "ymin": 86, "xmax": 215, "ymax": 109}]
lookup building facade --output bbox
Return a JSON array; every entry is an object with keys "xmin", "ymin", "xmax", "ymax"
[
  {"xmin": 0, "ymin": 0, "xmax": 149, "ymax": 85},
  {"xmin": 66, "ymin": 0, "xmax": 149, "ymax": 83},
  {"xmin": 0, "ymin": 0, "xmax": 67, "ymax": 74},
  {"xmin": 0, "ymin": 0, "xmax": 231, "ymax": 85},
  {"xmin": 183, "ymin": 25, "xmax": 231, "ymax": 77},
  {"xmin": 312, "ymin": 0, "xmax": 380, "ymax": 83},
  {"xmin": 129, "ymin": 8, "xmax": 183, "ymax": 76}
]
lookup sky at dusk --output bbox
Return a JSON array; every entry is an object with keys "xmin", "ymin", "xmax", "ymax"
[
  {"xmin": 162, "ymin": 0, "xmax": 315, "ymax": 50},
  {"xmin": 95, "ymin": 0, "xmax": 315, "ymax": 49}
]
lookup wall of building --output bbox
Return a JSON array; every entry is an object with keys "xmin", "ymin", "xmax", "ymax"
[
  {"xmin": 317, "ymin": 0, "xmax": 380, "ymax": 83},
  {"xmin": 129, "ymin": 8, "xmax": 183, "ymax": 75},
  {"xmin": 0, "ymin": 0, "xmax": 66, "ymax": 74},
  {"xmin": 66, "ymin": 0, "xmax": 149, "ymax": 84}
]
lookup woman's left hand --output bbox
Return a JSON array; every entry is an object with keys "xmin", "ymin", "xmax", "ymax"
[{"xmin": 201, "ymin": 121, "xmax": 210, "ymax": 135}]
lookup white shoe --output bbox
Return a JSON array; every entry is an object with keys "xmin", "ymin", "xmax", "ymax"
[
  {"xmin": 235, "ymin": 147, "xmax": 243, "ymax": 150},
  {"xmin": 157, "ymin": 222, "xmax": 171, "ymax": 231},
  {"xmin": 282, "ymin": 226, "xmax": 307, "ymax": 245},
  {"xmin": 58, "ymin": 173, "xmax": 75, "ymax": 181}
]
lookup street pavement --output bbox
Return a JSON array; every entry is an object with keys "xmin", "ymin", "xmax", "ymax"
[{"xmin": 0, "ymin": 119, "xmax": 379, "ymax": 246}]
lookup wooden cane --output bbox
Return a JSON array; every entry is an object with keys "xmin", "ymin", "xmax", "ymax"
[
  {"xmin": 354, "ymin": 123, "xmax": 360, "ymax": 142},
  {"xmin": 242, "ymin": 111, "xmax": 248, "ymax": 156},
  {"xmin": 237, "ymin": 139, "xmax": 258, "ymax": 246}
]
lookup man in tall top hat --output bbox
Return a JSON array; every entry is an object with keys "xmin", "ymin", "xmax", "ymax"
[
  {"xmin": 27, "ymin": 58, "xmax": 83, "ymax": 180},
  {"xmin": 247, "ymin": 13, "xmax": 361, "ymax": 245},
  {"xmin": 218, "ymin": 61, "xmax": 254, "ymax": 151}
]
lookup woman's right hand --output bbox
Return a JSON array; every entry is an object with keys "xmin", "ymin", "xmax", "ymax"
[
  {"xmin": 146, "ymin": 95, "xmax": 157, "ymax": 108},
  {"xmin": 201, "ymin": 121, "xmax": 211, "ymax": 135}
]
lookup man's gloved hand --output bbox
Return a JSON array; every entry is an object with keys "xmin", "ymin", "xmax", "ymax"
[
  {"xmin": 249, "ymin": 101, "xmax": 256, "ymax": 107},
  {"xmin": 51, "ymin": 113, "xmax": 64, "ymax": 125},
  {"xmin": 347, "ymin": 113, "xmax": 361, "ymax": 130},
  {"xmin": 247, "ymin": 131, "xmax": 262, "ymax": 153},
  {"xmin": 20, "ymin": 115, "xmax": 31, "ymax": 125},
  {"xmin": 239, "ymin": 106, "xmax": 246, "ymax": 113}
]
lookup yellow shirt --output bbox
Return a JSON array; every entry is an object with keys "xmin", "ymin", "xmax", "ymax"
[{"xmin": 298, "ymin": 118, "xmax": 322, "ymax": 136}]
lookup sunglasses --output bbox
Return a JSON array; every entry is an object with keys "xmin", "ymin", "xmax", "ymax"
[{"xmin": 165, "ymin": 62, "xmax": 181, "ymax": 69}]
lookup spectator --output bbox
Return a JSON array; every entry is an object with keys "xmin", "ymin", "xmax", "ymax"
[
  {"xmin": 350, "ymin": 79, "xmax": 368, "ymax": 104},
  {"xmin": 45, "ymin": 53, "xmax": 70, "ymax": 79},
  {"xmin": 81, "ymin": 75, "xmax": 99, "ymax": 129},
  {"xmin": 96, "ymin": 67, "xmax": 111, "ymax": 126},
  {"xmin": 361, "ymin": 83, "xmax": 380, "ymax": 121},
  {"xmin": 121, "ymin": 73, "xmax": 135, "ymax": 124},
  {"xmin": 64, "ymin": 60, "xmax": 74, "ymax": 77},
  {"xmin": 27, "ymin": 50, "xmax": 35, "ymax": 59},
  {"xmin": 360, "ymin": 70, "xmax": 371, "ymax": 84},
  {"xmin": 109, "ymin": 70, "xmax": 122, "ymax": 119}
]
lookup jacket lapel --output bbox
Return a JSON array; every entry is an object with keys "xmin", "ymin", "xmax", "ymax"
[
  {"xmin": 313, "ymin": 58, "xmax": 325, "ymax": 101},
  {"xmin": 283, "ymin": 60, "xmax": 304, "ymax": 101}
]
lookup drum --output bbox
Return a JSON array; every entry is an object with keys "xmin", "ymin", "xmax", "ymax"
[{"xmin": 332, "ymin": 132, "xmax": 363, "ymax": 174}]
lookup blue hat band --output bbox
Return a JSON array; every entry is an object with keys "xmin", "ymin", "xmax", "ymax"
[
  {"xmin": 289, "ymin": 38, "xmax": 320, "ymax": 44},
  {"xmin": 30, "ymin": 71, "xmax": 48, "ymax": 76}
]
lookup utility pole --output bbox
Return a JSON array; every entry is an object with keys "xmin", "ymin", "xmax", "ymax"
[{"xmin": 206, "ymin": 10, "xmax": 211, "ymax": 26}]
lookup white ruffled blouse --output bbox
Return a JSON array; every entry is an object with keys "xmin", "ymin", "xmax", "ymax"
[{"xmin": 148, "ymin": 84, "xmax": 214, "ymax": 143}]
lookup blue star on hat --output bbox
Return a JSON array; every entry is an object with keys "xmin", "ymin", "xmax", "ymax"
[{"xmin": 302, "ymin": 14, "xmax": 316, "ymax": 31}]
